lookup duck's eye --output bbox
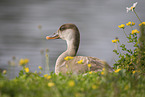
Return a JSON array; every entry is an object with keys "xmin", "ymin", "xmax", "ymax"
[{"xmin": 60, "ymin": 26, "xmax": 66, "ymax": 31}]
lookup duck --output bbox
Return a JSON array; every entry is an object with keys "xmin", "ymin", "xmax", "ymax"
[{"xmin": 46, "ymin": 23, "xmax": 113, "ymax": 74}]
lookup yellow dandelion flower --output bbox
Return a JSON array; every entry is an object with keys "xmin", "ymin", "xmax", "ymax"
[
  {"xmin": 132, "ymin": 71, "xmax": 136, "ymax": 74},
  {"xmin": 88, "ymin": 64, "xmax": 91, "ymax": 71},
  {"xmin": 112, "ymin": 39, "xmax": 119, "ymax": 43},
  {"xmin": 24, "ymin": 67, "xmax": 29, "ymax": 73},
  {"xmin": 48, "ymin": 82, "xmax": 55, "ymax": 87},
  {"xmin": 126, "ymin": 21, "xmax": 132, "ymax": 26},
  {"xmin": 64, "ymin": 56, "xmax": 69, "ymax": 60},
  {"xmin": 38, "ymin": 66, "xmax": 42, "ymax": 70},
  {"xmin": 64, "ymin": 56, "xmax": 74, "ymax": 61},
  {"xmin": 89, "ymin": 71, "xmax": 92, "ymax": 74},
  {"xmin": 77, "ymin": 60, "xmax": 84, "ymax": 64},
  {"xmin": 24, "ymin": 59, "xmax": 29, "ymax": 64},
  {"xmin": 92, "ymin": 85, "xmax": 98, "ymax": 89},
  {"xmin": 131, "ymin": 32, "xmax": 134, "ymax": 34},
  {"xmin": 44, "ymin": 74, "xmax": 48, "ymax": 78},
  {"xmin": 139, "ymin": 22, "xmax": 145, "ymax": 26},
  {"xmin": 87, "ymin": 64, "xmax": 91, "ymax": 68},
  {"xmin": 126, "ymin": 21, "xmax": 135, "ymax": 26},
  {"xmin": 112, "ymin": 40, "xmax": 116, "ymax": 43},
  {"xmin": 19, "ymin": 59, "xmax": 25, "ymax": 66},
  {"xmin": 2, "ymin": 70, "xmax": 7, "ymax": 74},
  {"xmin": 131, "ymin": 29, "xmax": 139, "ymax": 34},
  {"xmin": 118, "ymin": 24, "xmax": 125, "ymax": 29},
  {"xmin": 126, "ymin": 2, "xmax": 138, "ymax": 13},
  {"xmin": 132, "ymin": 22, "xmax": 135, "ymax": 26},
  {"xmin": 101, "ymin": 72, "xmax": 104, "ymax": 75},
  {"xmin": 19, "ymin": 58, "xmax": 29, "ymax": 66},
  {"xmin": 114, "ymin": 68, "xmax": 121, "ymax": 73},
  {"xmin": 142, "ymin": 22, "xmax": 145, "ymax": 25},
  {"xmin": 68, "ymin": 80, "xmax": 75, "ymax": 87},
  {"xmin": 47, "ymin": 75, "xmax": 51, "ymax": 80},
  {"xmin": 112, "ymin": 40, "xmax": 115, "ymax": 43}
]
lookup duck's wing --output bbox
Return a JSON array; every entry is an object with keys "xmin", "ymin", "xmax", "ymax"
[
  {"xmin": 87, "ymin": 56, "xmax": 113, "ymax": 72},
  {"xmin": 58, "ymin": 56, "xmax": 113, "ymax": 74}
]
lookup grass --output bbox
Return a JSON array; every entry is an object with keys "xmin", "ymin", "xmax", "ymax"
[{"xmin": 0, "ymin": 70, "xmax": 145, "ymax": 97}]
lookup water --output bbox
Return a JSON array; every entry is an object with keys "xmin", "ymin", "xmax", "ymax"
[{"xmin": 0, "ymin": 0, "xmax": 145, "ymax": 78}]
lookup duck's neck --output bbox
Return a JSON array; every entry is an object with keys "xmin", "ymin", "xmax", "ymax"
[
  {"xmin": 66, "ymin": 39, "xmax": 78, "ymax": 56},
  {"xmin": 55, "ymin": 36, "xmax": 80, "ymax": 68},
  {"xmin": 56, "ymin": 39, "xmax": 78, "ymax": 65}
]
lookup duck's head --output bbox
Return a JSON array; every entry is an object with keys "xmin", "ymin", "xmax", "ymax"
[{"xmin": 46, "ymin": 23, "xmax": 80, "ymax": 42}]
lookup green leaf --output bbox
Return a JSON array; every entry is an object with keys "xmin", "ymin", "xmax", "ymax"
[{"xmin": 113, "ymin": 49, "xmax": 119, "ymax": 55}]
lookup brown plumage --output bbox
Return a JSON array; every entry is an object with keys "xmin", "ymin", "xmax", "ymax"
[{"xmin": 46, "ymin": 23, "xmax": 113, "ymax": 74}]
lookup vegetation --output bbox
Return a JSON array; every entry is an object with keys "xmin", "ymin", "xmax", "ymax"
[
  {"xmin": 0, "ymin": 2, "xmax": 145, "ymax": 97},
  {"xmin": 112, "ymin": 2, "xmax": 145, "ymax": 75},
  {"xmin": 0, "ymin": 69, "xmax": 145, "ymax": 97}
]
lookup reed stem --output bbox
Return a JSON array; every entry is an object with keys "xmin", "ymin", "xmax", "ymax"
[
  {"xmin": 123, "ymin": 29, "xmax": 128, "ymax": 38},
  {"xmin": 133, "ymin": 10, "xmax": 142, "ymax": 23}
]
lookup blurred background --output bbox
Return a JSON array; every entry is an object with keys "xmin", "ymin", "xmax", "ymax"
[{"xmin": 0, "ymin": 0, "xmax": 145, "ymax": 78}]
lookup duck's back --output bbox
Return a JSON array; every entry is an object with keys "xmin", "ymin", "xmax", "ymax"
[{"xmin": 57, "ymin": 56, "xmax": 113, "ymax": 74}]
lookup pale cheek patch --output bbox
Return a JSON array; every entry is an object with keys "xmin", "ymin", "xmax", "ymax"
[{"xmin": 64, "ymin": 29, "xmax": 75, "ymax": 40}]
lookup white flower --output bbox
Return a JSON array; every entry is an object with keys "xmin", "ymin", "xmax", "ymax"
[{"xmin": 126, "ymin": 2, "xmax": 138, "ymax": 13}]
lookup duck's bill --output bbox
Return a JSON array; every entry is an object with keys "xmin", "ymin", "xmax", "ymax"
[{"xmin": 46, "ymin": 33, "xmax": 60, "ymax": 40}]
